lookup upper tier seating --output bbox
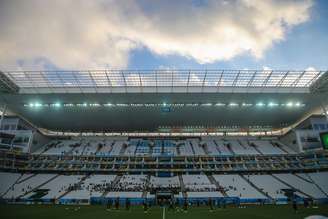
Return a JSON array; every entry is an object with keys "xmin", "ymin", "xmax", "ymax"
[
  {"xmin": 178, "ymin": 141, "xmax": 194, "ymax": 156},
  {"xmin": 41, "ymin": 140, "xmax": 80, "ymax": 155},
  {"xmin": 228, "ymin": 140, "xmax": 259, "ymax": 155},
  {"xmin": 96, "ymin": 140, "xmax": 113, "ymax": 156},
  {"xmin": 213, "ymin": 139, "xmax": 233, "ymax": 155},
  {"xmin": 110, "ymin": 141, "xmax": 124, "ymax": 155},
  {"xmin": 250, "ymin": 140, "xmax": 285, "ymax": 155},
  {"xmin": 32, "ymin": 137, "xmax": 297, "ymax": 156},
  {"xmin": 125, "ymin": 141, "xmax": 138, "ymax": 156},
  {"xmin": 188, "ymin": 139, "xmax": 205, "ymax": 155},
  {"xmin": 134, "ymin": 139, "xmax": 150, "ymax": 155},
  {"xmin": 202, "ymin": 140, "xmax": 220, "ymax": 155}
]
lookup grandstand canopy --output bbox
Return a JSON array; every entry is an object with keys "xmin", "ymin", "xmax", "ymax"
[{"xmin": 0, "ymin": 70, "xmax": 327, "ymax": 133}]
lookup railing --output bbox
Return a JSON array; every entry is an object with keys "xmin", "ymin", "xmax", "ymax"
[{"xmin": 1, "ymin": 150, "xmax": 327, "ymax": 173}]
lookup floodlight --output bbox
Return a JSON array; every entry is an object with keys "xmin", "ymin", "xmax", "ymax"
[
  {"xmin": 286, "ymin": 102, "xmax": 293, "ymax": 107},
  {"xmin": 229, "ymin": 103, "xmax": 238, "ymax": 107},
  {"xmin": 201, "ymin": 103, "xmax": 212, "ymax": 106},
  {"xmin": 215, "ymin": 103, "xmax": 226, "ymax": 106},
  {"xmin": 268, "ymin": 102, "xmax": 278, "ymax": 107},
  {"xmin": 34, "ymin": 102, "xmax": 42, "ymax": 107},
  {"xmin": 256, "ymin": 102, "xmax": 265, "ymax": 107}
]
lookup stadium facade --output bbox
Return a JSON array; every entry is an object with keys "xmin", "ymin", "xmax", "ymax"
[{"xmin": 0, "ymin": 69, "xmax": 328, "ymax": 206}]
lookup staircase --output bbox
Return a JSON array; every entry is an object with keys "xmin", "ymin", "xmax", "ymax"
[
  {"xmin": 188, "ymin": 141, "xmax": 196, "ymax": 155},
  {"xmin": 108, "ymin": 140, "xmax": 116, "ymax": 154},
  {"xmin": 80, "ymin": 141, "xmax": 90, "ymax": 155},
  {"xmin": 56, "ymin": 175, "xmax": 89, "ymax": 200},
  {"xmin": 250, "ymin": 142, "xmax": 263, "ymax": 155},
  {"xmin": 176, "ymin": 143, "xmax": 181, "ymax": 155},
  {"xmin": 142, "ymin": 175, "xmax": 151, "ymax": 198},
  {"xmin": 273, "ymin": 141, "xmax": 296, "ymax": 154},
  {"xmin": 207, "ymin": 174, "xmax": 228, "ymax": 197},
  {"xmin": 213, "ymin": 140, "xmax": 222, "ymax": 154},
  {"xmin": 119, "ymin": 142, "xmax": 127, "ymax": 155},
  {"xmin": 237, "ymin": 140, "xmax": 247, "ymax": 149},
  {"xmin": 67, "ymin": 142, "xmax": 81, "ymax": 155},
  {"xmin": 202, "ymin": 144, "xmax": 209, "ymax": 155},
  {"xmin": 35, "ymin": 141, "xmax": 61, "ymax": 158},
  {"xmin": 95, "ymin": 141, "xmax": 107, "ymax": 154},
  {"xmin": 225, "ymin": 142, "xmax": 236, "ymax": 155},
  {"xmin": 178, "ymin": 175, "xmax": 187, "ymax": 198},
  {"xmin": 269, "ymin": 141, "xmax": 286, "ymax": 154},
  {"xmin": 240, "ymin": 174, "xmax": 272, "ymax": 200}
]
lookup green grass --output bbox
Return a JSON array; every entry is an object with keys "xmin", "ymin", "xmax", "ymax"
[{"xmin": 1, "ymin": 204, "xmax": 328, "ymax": 219}]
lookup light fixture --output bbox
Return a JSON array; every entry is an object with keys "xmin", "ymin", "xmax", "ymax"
[
  {"xmin": 256, "ymin": 102, "xmax": 265, "ymax": 107},
  {"xmin": 201, "ymin": 103, "xmax": 212, "ymax": 106},
  {"xmin": 268, "ymin": 102, "xmax": 278, "ymax": 107},
  {"xmin": 34, "ymin": 102, "xmax": 42, "ymax": 107},
  {"xmin": 215, "ymin": 103, "xmax": 226, "ymax": 106},
  {"xmin": 229, "ymin": 103, "xmax": 238, "ymax": 107},
  {"xmin": 64, "ymin": 103, "xmax": 74, "ymax": 107},
  {"xmin": 242, "ymin": 103, "xmax": 253, "ymax": 107},
  {"xmin": 286, "ymin": 102, "xmax": 293, "ymax": 107},
  {"xmin": 54, "ymin": 102, "xmax": 61, "ymax": 107}
]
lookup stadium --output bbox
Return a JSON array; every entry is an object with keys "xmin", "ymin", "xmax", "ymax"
[{"xmin": 1, "ymin": 69, "xmax": 328, "ymax": 219}]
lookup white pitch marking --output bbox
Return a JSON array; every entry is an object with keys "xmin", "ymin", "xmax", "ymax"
[{"xmin": 162, "ymin": 207, "xmax": 166, "ymax": 219}]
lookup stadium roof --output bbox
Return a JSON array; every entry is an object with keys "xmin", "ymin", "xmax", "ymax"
[
  {"xmin": 0, "ymin": 70, "xmax": 327, "ymax": 133},
  {"xmin": 2, "ymin": 70, "xmax": 326, "ymax": 94}
]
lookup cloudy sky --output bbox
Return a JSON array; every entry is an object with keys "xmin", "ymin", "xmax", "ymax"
[{"xmin": 0, "ymin": 0, "xmax": 327, "ymax": 71}]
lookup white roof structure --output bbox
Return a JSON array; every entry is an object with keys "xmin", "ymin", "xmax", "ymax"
[
  {"xmin": 0, "ymin": 69, "xmax": 327, "ymax": 133},
  {"xmin": 2, "ymin": 70, "xmax": 325, "ymax": 94}
]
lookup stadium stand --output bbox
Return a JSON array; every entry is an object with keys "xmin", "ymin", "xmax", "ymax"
[{"xmin": 0, "ymin": 69, "xmax": 328, "ymax": 208}]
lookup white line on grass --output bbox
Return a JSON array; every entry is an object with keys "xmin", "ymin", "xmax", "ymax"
[{"xmin": 162, "ymin": 207, "xmax": 165, "ymax": 219}]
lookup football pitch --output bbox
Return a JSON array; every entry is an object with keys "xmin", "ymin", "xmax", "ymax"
[{"xmin": 1, "ymin": 204, "xmax": 328, "ymax": 219}]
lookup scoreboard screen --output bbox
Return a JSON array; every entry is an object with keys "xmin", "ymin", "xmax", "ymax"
[{"xmin": 320, "ymin": 132, "xmax": 328, "ymax": 149}]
